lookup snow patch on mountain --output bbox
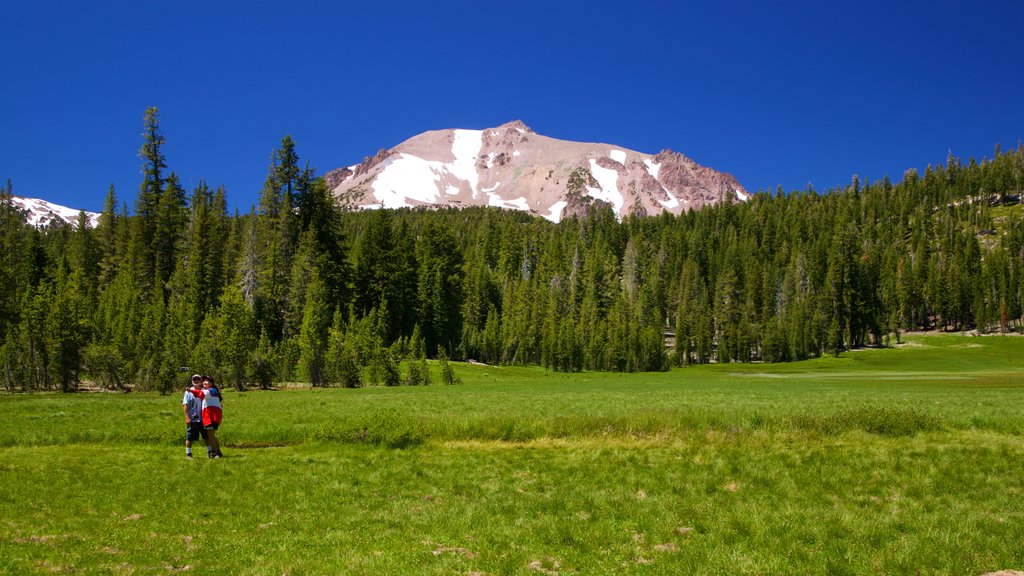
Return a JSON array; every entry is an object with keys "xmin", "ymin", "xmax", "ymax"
[
  {"xmin": 644, "ymin": 159, "xmax": 660, "ymax": 180},
  {"xmin": 372, "ymin": 154, "xmax": 444, "ymax": 207},
  {"xmin": 546, "ymin": 200, "xmax": 567, "ymax": 223},
  {"xmin": 10, "ymin": 196, "xmax": 100, "ymax": 228},
  {"xmin": 488, "ymin": 193, "xmax": 528, "ymax": 211},
  {"xmin": 587, "ymin": 158, "xmax": 624, "ymax": 213},
  {"xmin": 658, "ymin": 190, "xmax": 680, "ymax": 210},
  {"xmin": 451, "ymin": 129, "xmax": 482, "ymax": 197},
  {"xmin": 609, "ymin": 149, "xmax": 626, "ymax": 164}
]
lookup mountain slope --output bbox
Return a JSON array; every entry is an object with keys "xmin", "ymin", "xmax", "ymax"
[
  {"xmin": 325, "ymin": 121, "xmax": 747, "ymax": 222},
  {"xmin": 9, "ymin": 196, "xmax": 100, "ymax": 227}
]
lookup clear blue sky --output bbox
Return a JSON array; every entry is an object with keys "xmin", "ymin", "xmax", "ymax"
[{"xmin": 2, "ymin": 0, "xmax": 1022, "ymax": 213}]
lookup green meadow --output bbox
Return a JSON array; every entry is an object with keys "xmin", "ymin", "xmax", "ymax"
[{"xmin": 2, "ymin": 333, "xmax": 1023, "ymax": 575}]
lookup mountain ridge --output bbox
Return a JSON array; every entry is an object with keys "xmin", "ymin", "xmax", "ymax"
[
  {"xmin": 8, "ymin": 195, "xmax": 100, "ymax": 228},
  {"xmin": 326, "ymin": 121, "xmax": 747, "ymax": 222}
]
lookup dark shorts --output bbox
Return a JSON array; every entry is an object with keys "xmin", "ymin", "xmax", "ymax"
[{"xmin": 185, "ymin": 422, "xmax": 207, "ymax": 442}]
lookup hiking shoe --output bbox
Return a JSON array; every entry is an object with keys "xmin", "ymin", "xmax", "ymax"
[
  {"xmin": 186, "ymin": 453, "xmax": 193, "ymax": 460},
  {"xmin": 212, "ymin": 453, "xmax": 222, "ymax": 459}
]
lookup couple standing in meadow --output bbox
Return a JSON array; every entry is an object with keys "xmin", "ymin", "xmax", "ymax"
[{"xmin": 182, "ymin": 373, "xmax": 224, "ymax": 460}]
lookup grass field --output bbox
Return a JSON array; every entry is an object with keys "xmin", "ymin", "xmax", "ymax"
[{"xmin": 1, "ymin": 333, "xmax": 1023, "ymax": 574}]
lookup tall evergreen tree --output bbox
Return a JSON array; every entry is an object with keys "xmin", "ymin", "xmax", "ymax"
[
  {"xmin": 417, "ymin": 222, "xmax": 464, "ymax": 357},
  {"xmin": 131, "ymin": 106, "xmax": 168, "ymax": 293}
]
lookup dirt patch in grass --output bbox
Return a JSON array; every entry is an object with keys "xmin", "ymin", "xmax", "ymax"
[
  {"xmin": 431, "ymin": 546, "xmax": 476, "ymax": 558},
  {"xmin": 223, "ymin": 441, "xmax": 292, "ymax": 449}
]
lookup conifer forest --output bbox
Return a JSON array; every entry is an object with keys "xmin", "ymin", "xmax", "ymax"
[{"xmin": 2, "ymin": 108, "xmax": 1023, "ymax": 392}]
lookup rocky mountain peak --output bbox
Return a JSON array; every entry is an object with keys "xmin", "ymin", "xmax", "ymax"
[
  {"xmin": 327, "ymin": 122, "xmax": 747, "ymax": 222},
  {"xmin": 496, "ymin": 119, "xmax": 533, "ymax": 133}
]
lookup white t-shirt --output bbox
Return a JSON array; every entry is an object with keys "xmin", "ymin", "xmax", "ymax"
[{"xmin": 182, "ymin": 388, "xmax": 203, "ymax": 420}]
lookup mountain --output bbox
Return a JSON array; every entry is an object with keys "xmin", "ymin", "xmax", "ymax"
[
  {"xmin": 325, "ymin": 120, "xmax": 748, "ymax": 222},
  {"xmin": 9, "ymin": 196, "xmax": 100, "ymax": 228}
]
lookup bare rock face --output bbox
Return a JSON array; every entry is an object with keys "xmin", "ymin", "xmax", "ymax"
[
  {"xmin": 322, "ymin": 167, "xmax": 353, "ymax": 191},
  {"xmin": 354, "ymin": 148, "xmax": 395, "ymax": 177},
  {"xmin": 326, "ymin": 122, "xmax": 747, "ymax": 222}
]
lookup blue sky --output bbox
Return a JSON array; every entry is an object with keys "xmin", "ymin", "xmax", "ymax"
[{"xmin": 2, "ymin": 0, "xmax": 1022, "ymax": 213}]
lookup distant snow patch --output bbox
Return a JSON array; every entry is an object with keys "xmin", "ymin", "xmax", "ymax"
[
  {"xmin": 513, "ymin": 150, "xmax": 521, "ymax": 157},
  {"xmin": 507, "ymin": 196, "xmax": 530, "ymax": 210},
  {"xmin": 643, "ymin": 159, "xmax": 660, "ymax": 180},
  {"xmin": 609, "ymin": 149, "xmax": 626, "ymax": 164},
  {"xmin": 545, "ymin": 200, "xmax": 567, "ymax": 223},
  {"xmin": 657, "ymin": 189, "xmax": 680, "ymax": 210},
  {"xmin": 485, "ymin": 153, "xmax": 497, "ymax": 168},
  {"xmin": 12, "ymin": 196, "xmax": 100, "ymax": 227},
  {"xmin": 586, "ymin": 159, "xmax": 624, "ymax": 214},
  {"xmin": 371, "ymin": 154, "xmax": 445, "ymax": 208},
  {"xmin": 488, "ymin": 193, "xmax": 529, "ymax": 211},
  {"xmin": 481, "ymin": 182, "xmax": 501, "ymax": 193},
  {"xmin": 644, "ymin": 159, "xmax": 678, "ymax": 208},
  {"xmin": 736, "ymin": 189, "xmax": 749, "ymax": 201},
  {"xmin": 451, "ymin": 129, "xmax": 482, "ymax": 197}
]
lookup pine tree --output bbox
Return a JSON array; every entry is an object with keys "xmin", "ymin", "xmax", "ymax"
[
  {"xmin": 47, "ymin": 261, "xmax": 87, "ymax": 391},
  {"xmin": 250, "ymin": 329, "xmax": 277, "ymax": 390},
  {"xmin": 218, "ymin": 286, "xmax": 257, "ymax": 390},
  {"xmin": 417, "ymin": 222, "xmax": 464, "ymax": 357},
  {"xmin": 437, "ymin": 346, "xmax": 460, "ymax": 385},
  {"xmin": 298, "ymin": 268, "xmax": 331, "ymax": 387},
  {"xmin": 96, "ymin": 185, "xmax": 120, "ymax": 285},
  {"xmin": 132, "ymin": 107, "xmax": 168, "ymax": 294},
  {"xmin": 153, "ymin": 172, "xmax": 187, "ymax": 289},
  {"xmin": 353, "ymin": 210, "xmax": 416, "ymax": 340},
  {"xmin": 326, "ymin": 307, "xmax": 362, "ymax": 388},
  {"xmin": 0, "ymin": 180, "xmax": 29, "ymax": 340}
]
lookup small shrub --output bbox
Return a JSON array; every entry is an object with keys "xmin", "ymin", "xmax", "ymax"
[
  {"xmin": 405, "ymin": 358, "xmax": 429, "ymax": 386},
  {"xmin": 378, "ymin": 349, "xmax": 401, "ymax": 387},
  {"xmin": 438, "ymin": 348, "xmax": 460, "ymax": 385}
]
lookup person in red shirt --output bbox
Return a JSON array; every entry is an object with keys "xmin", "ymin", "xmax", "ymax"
[{"xmin": 200, "ymin": 375, "xmax": 224, "ymax": 459}]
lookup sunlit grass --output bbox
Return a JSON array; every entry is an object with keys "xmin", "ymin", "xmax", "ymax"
[{"xmin": 1, "ymin": 333, "xmax": 1023, "ymax": 574}]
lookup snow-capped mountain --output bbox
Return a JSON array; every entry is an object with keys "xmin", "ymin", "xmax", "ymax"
[
  {"xmin": 325, "ymin": 120, "xmax": 747, "ymax": 222},
  {"xmin": 9, "ymin": 196, "xmax": 100, "ymax": 228}
]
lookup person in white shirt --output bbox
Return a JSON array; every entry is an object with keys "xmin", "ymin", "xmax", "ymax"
[{"xmin": 181, "ymin": 374, "xmax": 207, "ymax": 460}]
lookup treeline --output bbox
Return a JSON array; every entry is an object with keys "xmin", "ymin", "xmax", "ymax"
[{"xmin": 1, "ymin": 108, "xmax": 1023, "ymax": 391}]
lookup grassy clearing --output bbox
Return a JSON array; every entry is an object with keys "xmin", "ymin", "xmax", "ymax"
[{"xmin": 2, "ymin": 333, "xmax": 1023, "ymax": 574}]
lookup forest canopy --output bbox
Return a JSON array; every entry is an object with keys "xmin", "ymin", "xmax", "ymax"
[{"xmin": 2, "ymin": 108, "xmax": 1023, "ymax": 392}]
